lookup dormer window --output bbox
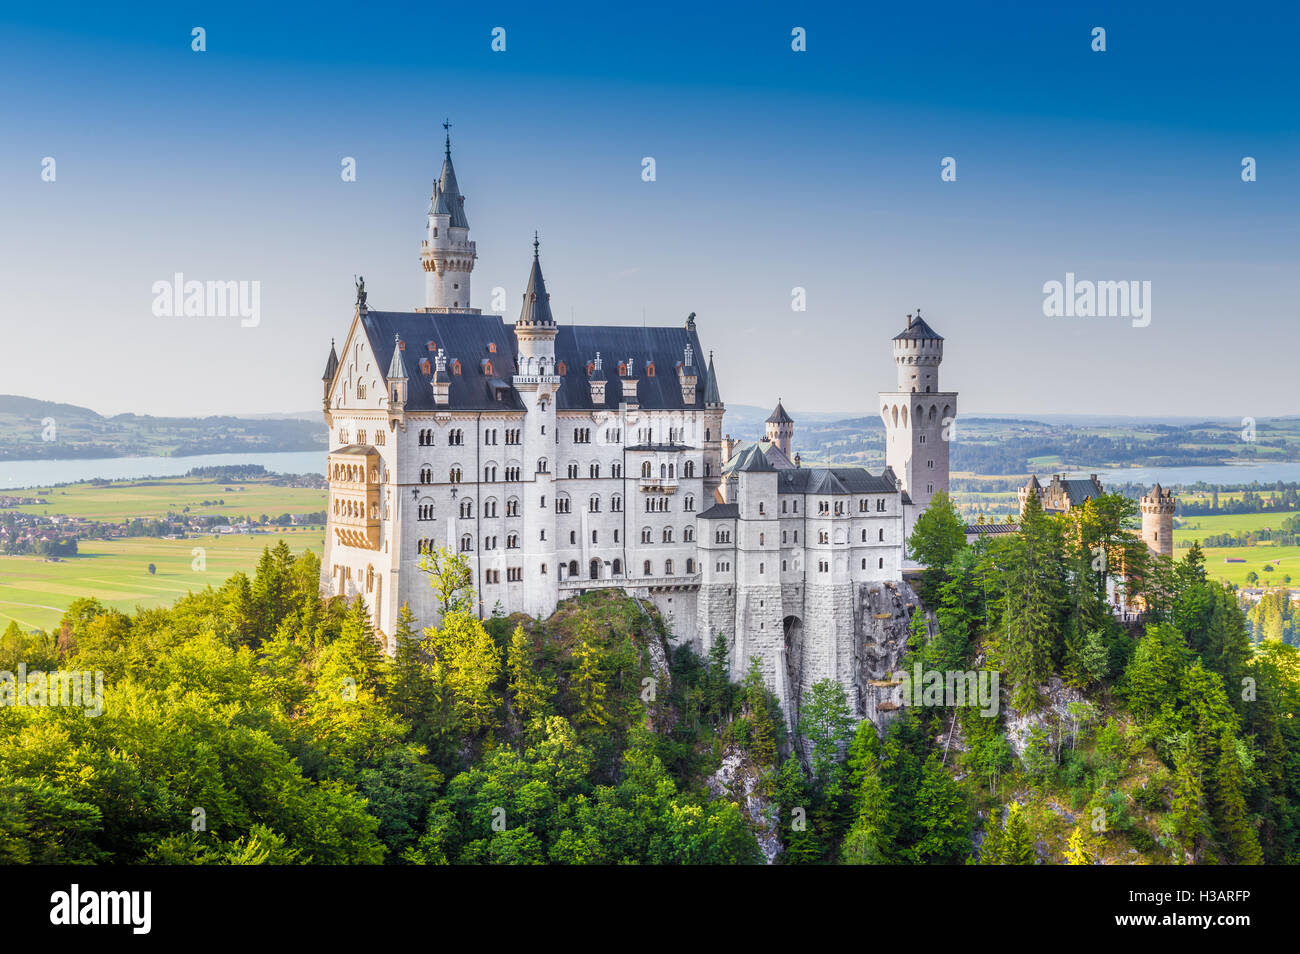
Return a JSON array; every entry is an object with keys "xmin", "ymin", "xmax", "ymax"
[
  {"xmin": 488, "ymin": 342, "xmax": 497, "ymax": 353},
  {"xmin": 420, "ymin": 359, "xmax": 431, "ymax": 375},
  {"xmin": 646, "ymin": 362, "xmax": 656, "ymax": 377},
  {"xmin": 451, "ymin": 359, "xmax": 462, "ymax": 376},
  {"xmin": 557, "ymin": 361, "xmax": 567, "ymax": 376}
]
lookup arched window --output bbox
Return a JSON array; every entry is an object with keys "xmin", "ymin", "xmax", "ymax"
[
  {"xmin": 662, "ymin": 527, "xmax": 673, "ymax": 543},
  {"xmin": 568, "ymin": 560, "xmax": 579, "ymax": 578},
  {"xmin": 641, "ymin": 460, "xmax": 652, "ymax": 478},
  {"xmin": 664, "ymin": 559, "xmax": 673, "ymax": 575},
  {"xmin": 643, "ymin": 560, "xmax": 652, "ymax": 576},
  {"xmin": 420, "ymin": 465, "xmax": 432, "ymax": 484},
  {"xmin": 684, "ymin": 526, "xmax": 694, "ymax": 542},
  {"xmin": 449, "ymin": 466, "xmax": 462, "ymax": 483},
  {"xmin": 686, "ymin": 558, "xmax": 695, "ymax": 574},
  {"xmin": 612, "ymin": 558, "xmax": 622, "ymax": 575},
  {"xmin": 460, "ymin": 534, "xmax": 473, "ymax": 552}
]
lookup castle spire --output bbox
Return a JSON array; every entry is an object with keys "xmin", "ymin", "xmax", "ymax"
[
  {"xmin": 422, "ymin": 122, "xmax": 476, "ymax": 308},
  {"xmin": 703, "ymin": 350, "xmax": 722, "ymax": 406},
  {"xmin": 517, "ymin": 234, "xmax": 555, "ymax": 326}
]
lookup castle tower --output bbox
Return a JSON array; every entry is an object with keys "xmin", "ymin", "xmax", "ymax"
[
  {"xmin": 421, "ymin": 124, "xmax": 476, "ymax": 309},
  {"xmin": 879, "ymin": 311, "xmax": 957, "ymax": 516},
  {"xmin": 1140, "ymin": 483, "xmax": 1175, "ymax": 557},
  {"xmin": 765, "ymin": 401, "xmax": 794, "ymax": 459},
  {"xmin": 511, "ymin": 235, "xmax": 560, "ymax": 617}
]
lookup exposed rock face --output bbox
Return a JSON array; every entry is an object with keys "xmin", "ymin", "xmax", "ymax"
[
  {"xmin": 1003, "ymin": 676, "xmax": 1087, "ymax": 759},
  {"xmin": 706, "ymin": 746, "xmax": 781, "ymax": 864},
  {"xmin": 853, "ymin": 580, "xmax": 921, "ymax": 729}
]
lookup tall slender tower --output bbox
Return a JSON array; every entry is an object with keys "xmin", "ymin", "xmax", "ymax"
[
  {"xmin": 879, "ymin": 311, "xmax": 957, "ymax": 515},
  {"xmin": 1140, "ymin": 484, "xmax": 1175, "ymax": 557},
  {"xmin": 512, "ymin": 235, "xmax": 560, "ymax": 617},
  {"xmin": 421, "ymin": 123, "xmax": 476, "ymax": 309}
]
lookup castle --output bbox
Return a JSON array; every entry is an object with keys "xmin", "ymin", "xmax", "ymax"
[
  {"xmin": 1017, "ymin": 473, "xmax": 1175, "ymax": 559},
  {"xmin": 320, "ymin": 133, "xmax": 953, "ymax": 721}
]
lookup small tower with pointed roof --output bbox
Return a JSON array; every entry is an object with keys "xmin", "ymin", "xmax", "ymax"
[
  {"xmin": 765, "ymin": 400, "xmax": 794, "ymax": 460},
  {"xmin": 322, "ymin": 338, "xmax": 339, "ymax": 407},
  {"xmin": 421, "ymin": 122, "xmax": 477, "ymax": 310},
  {"xmin": 1141, "ymin": 483, "xmax": 1176, "ymax": 557},
  {"xmin": 386, "ymin": 334, "xmax": 408, "ymax": 419}
]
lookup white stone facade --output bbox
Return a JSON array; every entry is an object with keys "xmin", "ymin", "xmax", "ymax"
[{"xmin": 320, "ymin": 138, "xmax": 956, "ymax": 722}]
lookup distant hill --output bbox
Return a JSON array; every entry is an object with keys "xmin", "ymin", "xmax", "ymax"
[{"xmin": 0, "ymin": 394, "xmax": 327, "ymax": 461}]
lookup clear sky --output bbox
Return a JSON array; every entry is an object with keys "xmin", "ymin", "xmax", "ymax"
[{"xmin": 2, "ymin": 1, "xmax": 1296, "ymax": 419}]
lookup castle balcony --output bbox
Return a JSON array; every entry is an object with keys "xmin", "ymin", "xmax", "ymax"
[
  {"xmin": 328, "ymin": 445, "xmax": 382, "ymax": 551},
  {"xmin": 558, "ymin": 574, "xmax": 700, "ymax": 596},
  {"xmin": 638, "ymin": 477, "xmax": 679, "ymax": 494}
]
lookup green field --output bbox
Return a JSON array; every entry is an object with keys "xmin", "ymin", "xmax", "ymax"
[
  {"xmin": 1174, "ymin": 511, "xmax": 1298, "ymax": 537},
  {"xmin": 5, "ymin": 476, "xmax": 327, "ymax": 522},
  {"xmin": 1173, "ymin": 542, "xmax": 1300, "ymax": 587},
  {"xmin": 0, "ymin": 530, "xmax": 324, "ymax": 632}
]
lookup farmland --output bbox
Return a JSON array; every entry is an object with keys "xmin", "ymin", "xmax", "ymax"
[
  {"xmin": 0, "ymin": 474, "xmax": 328, "ymax": 631},
  {"xmin": 0, "ymin": 530, "xmax": 324, "ymax": 632}
]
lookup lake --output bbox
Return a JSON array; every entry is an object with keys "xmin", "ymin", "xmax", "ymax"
[
  {"xmin": 0, "ymin": 451, "xmax": 327, "ymax": 490},
  {"xmin": 3, "ymin": 453, "xmax": 1300, "ymax": 493}
]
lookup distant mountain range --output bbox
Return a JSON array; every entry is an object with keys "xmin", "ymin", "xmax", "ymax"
[{"xmin": 0, "ymin": 395, "xmax": 326, "ymax": 461}]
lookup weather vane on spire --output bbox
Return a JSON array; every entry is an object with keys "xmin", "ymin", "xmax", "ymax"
[
  {"xmin": 533, "ymin": 231, "xmax": 539, "ymax": 257},
  {"xmin": 442, "ymin": 118, "xmax": 452, "ymax": 155}
]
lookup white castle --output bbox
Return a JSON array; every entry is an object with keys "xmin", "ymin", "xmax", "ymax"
[{"xmin": 321, "ymin": 133, "xmax": 956, "ymax": 719}]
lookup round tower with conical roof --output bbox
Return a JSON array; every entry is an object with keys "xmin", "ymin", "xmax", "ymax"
[
  {"xmin": 1141, "ymin": 484, "xmax": 1175, "ymax": 557},
  {"xmin": 421, "ymin": 124, "xmax": 477, "ymax": 310},
  {"xmin": 765, "ymin": 400, "xmax": 794, "ymax": 459}
]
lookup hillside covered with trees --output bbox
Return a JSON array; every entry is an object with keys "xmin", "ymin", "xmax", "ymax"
[{"xmin": 1, "ymin": 499, "xmax": 1297, "ymax": 864}]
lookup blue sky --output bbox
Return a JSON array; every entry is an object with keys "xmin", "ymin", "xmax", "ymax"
[{"xmin": 1, "ymin": 1, "xmax": 1296, "ymax": 420}]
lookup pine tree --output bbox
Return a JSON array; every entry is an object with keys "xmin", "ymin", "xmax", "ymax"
[
  {"xmin": 570, "ymin": 639, "xmax": 609, "ymax": 729},
  {"xmin": 999, "ymin": 801, "xmax": 1036, "ymax": 864},
  {"xmin": 506, "ymin": 623, "xmax": 554, "ymax": 725},
  {"xmin": 1211, "ymin": 729, "xmax": 1263, "ymax": 864},
  {"xmin": 740, "ymin": 658, "xmax": 777, "ymax": 766},
  {"xmin": 1064, "ymin": 823, "xmax": 1096, "ymax": 865},
  {"xmin": 998, "ymin": 491, "xmax": 1065, "ymax": 711}
]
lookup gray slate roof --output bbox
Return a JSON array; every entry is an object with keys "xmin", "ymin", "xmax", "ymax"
[
  {"xmin": 703, "ymin": 352, "xmax": 721, "ymax": 405},
  {"xmin": 698, "ymin": 502, "xmax": 739, "ymax": 520},
  {"xmin": 553, "ymin": 324, "xmax": 711, "ymax": 411},
  {"xmin": 776, "ymin": 467, "xmax": 899, "ymax": 495},
  {"xmin": 893, "ymin": 314, "xmax": 943, "ymax": 341},
  {"xmin": 433, "ymin": 146, "xmax": 470, "ymax": 229},
  {"xmin": 355, "ymin": 311, "xmax": 714, "ymax": 414},
  {"xmin": 517, "ymin": 249, "xmax": 555, "ymax": 327},
  {"xmin": 766, "ymin": 401, "xmax": 793, "ymax": 424},
  {"xmin": 360, "ymin": 310, "xmax": 523, "ymax": 411}
]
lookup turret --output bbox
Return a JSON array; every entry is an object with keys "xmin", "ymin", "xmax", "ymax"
[
  {"xmin": 765, "ymin": 400, "xmax": 794, "ymax": 459},
  {"xmin": 1141, "ymin": 483, "xmax": 1176, "ymax": 557},
  {"xmin": 322, "ymin": 338, "xmax": 339, "ymax": 405},
  {"xmin": 386, "ymin": 334, "xmax": 407, "ymax": 419},
  {"xmin": 420, "ymin": 123, "xmax": 476, "ymax": 310},
  {"xmin": 892, "ymin": 310, "xmax": 944, "ymax": 393}
]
